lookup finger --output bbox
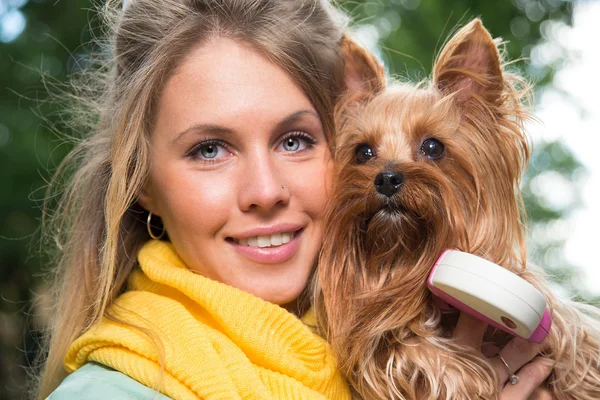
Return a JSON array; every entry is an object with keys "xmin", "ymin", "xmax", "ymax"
[
  {"xmin": 491, "ymin": 337, "xmax": 542, "ymax": 385},
  {"xmin": 499, "ymin": 356, "xmax": 553, "ymax": 400},
  {"xmin": 528, "ymin": 387, "xmax": 553, "ymax": 400},
  {"xmin": 481, "ymin": 342, "xmax": 501, "ymax": 358},
  {"xmin": 453, "ymin": 312, "xmax": 486, "ymax": 348}
]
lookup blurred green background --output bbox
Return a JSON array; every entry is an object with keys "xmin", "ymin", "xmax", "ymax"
[{"xmin": 1, "ymin": 0, "xmax": 598, "ymax": 398}]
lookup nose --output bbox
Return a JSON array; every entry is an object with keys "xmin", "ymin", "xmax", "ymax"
[
  {"xmin": 374, "ymin": 170, "xmax": 404, "ymax": 197},
  {"xmin": 239, "ymin": 154, "xmax": 290, "ymax": 212}
]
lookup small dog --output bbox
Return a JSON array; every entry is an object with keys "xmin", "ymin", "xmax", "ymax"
[{"xmin": 315, "ymin": 20, "xmax": 600, "ymax": 399}]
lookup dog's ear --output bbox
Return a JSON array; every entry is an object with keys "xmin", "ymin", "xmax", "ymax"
[
  {"xmin": 433, "ymin": 19, "xmax": 503, "ymax": 105},
  {"xmin": 341, "ymin": 33, "xmax": 386, "ymax": 96}
]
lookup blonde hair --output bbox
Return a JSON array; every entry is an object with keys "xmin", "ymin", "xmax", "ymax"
[{"xmin": 35, "ymin": 0, "xmax": 347, "ymax": 397}]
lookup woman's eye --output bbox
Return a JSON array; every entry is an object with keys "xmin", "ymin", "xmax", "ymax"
[
  {"xmin": 420, "ymin": 138, "xmax": 445, "ymax": 160},
  {"xmin": 283, "ymin": 137, "xmax": 301, "ymax": 151},
  {"xmin": 356, "ymin": 143, "xmax": 375, "ymax": 164},
  {"xmin": 279, "ymin": 132, "xmax": 316, "ymax": 153},
  {"xmin": 188, "ymin": 140, "xmax": 229, "ymax": 161},
  {"xmin": 199, "ymin": 143, "xmax": 219, "ymax": 159}
]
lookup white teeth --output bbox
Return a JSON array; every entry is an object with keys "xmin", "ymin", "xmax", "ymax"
[
  {"xmin": 234, "ymin": 231, "xmax": 296, "ymax": 247},
  {"xmin": 257, "ymin": 235, "xmax": 271, "ymax": 248},
  {"xmin": 270, "ymin": 233, "xmax": 282, "ymax": 246}
]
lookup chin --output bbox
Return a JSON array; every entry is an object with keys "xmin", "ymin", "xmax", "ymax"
[
  {"xmin": 251, "ymin": 273, "xmax": 311, "ymax": 310},
  {"xmin": 256, "ymin": 284, "xmax": 306, "ymax": 307}
]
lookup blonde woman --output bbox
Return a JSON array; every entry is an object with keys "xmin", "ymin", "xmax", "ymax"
[{"xmin": 37, "ymin": 0, "xmax": 553, "ymax": 399}]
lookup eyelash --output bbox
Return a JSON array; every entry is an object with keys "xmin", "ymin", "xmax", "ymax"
[
  {"xmin": 185, "ymin": 139, "xmax": 230, "ymax": 162},
  {"xmin": 280, "ymin": 131, "xmax": 317, "ymax": 151},
  {"xmin": 185, "ymin": 131, "xmax": 317, "ymax": 162}
]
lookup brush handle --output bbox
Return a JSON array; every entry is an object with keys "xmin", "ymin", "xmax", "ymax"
[{"xmin": 427, "ymin": 250, "xmax": 551, "ymax": 343}]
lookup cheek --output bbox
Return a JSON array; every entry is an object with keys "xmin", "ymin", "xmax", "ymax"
[
  {"xmin": 292, "ymin": 155, "xmax": 333, "ymax": 219},
  {"xmin": 153, "ymin": 166, "xmax": 234, "ymax": 236}
]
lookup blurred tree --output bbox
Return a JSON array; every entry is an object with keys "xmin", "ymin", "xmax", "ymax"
[
  {"xmin": 338, "ymin": 0, "xmax": 574, "ymax": 85},
  {"xmin": 0, "ymin": 0, "xmax": 593, "ymax": 399},
  {"xmin": 1, "ymin": 1, "xmax": 92, "ymax": 398}
]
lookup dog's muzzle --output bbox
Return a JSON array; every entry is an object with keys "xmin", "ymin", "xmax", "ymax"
[{"xmin": 374, "ymin": 170, "xmax": 404, "ymax": 197}]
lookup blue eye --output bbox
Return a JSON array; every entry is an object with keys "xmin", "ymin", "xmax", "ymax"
[
  {"xmin": 279, "ymin": 132, "xmax": 316, "ymax": 153},
  {"xmin": 283, "ymin": 137, "xmax": 301, "ymax": 151},
  {"xmin": 187, "ymin": 140, "xmax": 228, "ymax": 161},
  {"xmin": 199, "ymin": 143, "xmax": 219, "ymax": 159}
]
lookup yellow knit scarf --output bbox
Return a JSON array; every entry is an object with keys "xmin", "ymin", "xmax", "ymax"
[{"xmin": 65, "ymin": 240, "xmax": 350, "ymax": 400}]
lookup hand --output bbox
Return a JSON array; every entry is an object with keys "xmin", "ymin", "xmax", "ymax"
[{"xmin": 454, "ymin": 313, "xmax": 553, "ymax": 400}]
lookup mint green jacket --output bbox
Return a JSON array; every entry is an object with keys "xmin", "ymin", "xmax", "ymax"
[{"xmin": 47, "ymin": 362, "xmax": 172, "ymax": 399}]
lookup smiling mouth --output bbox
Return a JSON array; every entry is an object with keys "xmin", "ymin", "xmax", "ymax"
[{"xmin": 228, "ymin": 231, "xmax": 298, "ymax": 248}]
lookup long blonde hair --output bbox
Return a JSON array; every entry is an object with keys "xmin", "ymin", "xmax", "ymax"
[{"xmin": 36, "ymin": 0, "xmax": 347, "ymax": 397}]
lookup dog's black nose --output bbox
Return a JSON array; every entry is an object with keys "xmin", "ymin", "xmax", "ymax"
[{"xmin": 374, "ymin": 170, "xmax": 404, "ymax": 197}]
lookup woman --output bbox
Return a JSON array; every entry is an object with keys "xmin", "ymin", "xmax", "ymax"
[{"xmin": 37, "ymin": 0, "xmax": 552, "ymax": 399}]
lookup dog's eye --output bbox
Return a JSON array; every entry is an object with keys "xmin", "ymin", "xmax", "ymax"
[
  {"xmin": 356, "ymin": 144, "xmax": 375, "ymax": 164},
  {"xmin": 420, "ymin": 138, "xmax": 445, "ymax": 160}
]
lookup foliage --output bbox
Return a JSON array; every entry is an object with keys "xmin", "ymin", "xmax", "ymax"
[{"xmin": 338, "ymin": 0, "xmax": 574, "ymax": 85}]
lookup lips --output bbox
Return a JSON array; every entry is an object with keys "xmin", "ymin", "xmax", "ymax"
[
  {"xmin": 227, "ymin": 227, "xmax": 304, "ymax": 264},
  {"xmin": 232, "ymin": 231, "xmax": 295, "ymax": 248}
]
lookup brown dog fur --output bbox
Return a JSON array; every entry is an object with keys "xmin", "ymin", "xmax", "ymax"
[{"xmin": 315, "ymin": 20, "xmax": 600, "ymax": 399}]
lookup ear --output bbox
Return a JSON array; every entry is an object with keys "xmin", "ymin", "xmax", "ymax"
[
  {"xmin": 341, "ymin": 33, "xmax": 386, "ymax": 96},
  {"xmin": 137, "ymin": 184, "xmax": 160, "ymax": 217},
  {"xmin": 433, "ymin": 19, "xmax": 503, "ymax": 105}
]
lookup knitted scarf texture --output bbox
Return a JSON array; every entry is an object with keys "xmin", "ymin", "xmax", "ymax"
[{"xmin": 65, "ymin": 240, "xmax": 350, "ymax": 400}]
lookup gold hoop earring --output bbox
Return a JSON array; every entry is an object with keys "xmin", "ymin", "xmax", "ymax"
[{"xmin": 147, "ymin": 212, "xmax": 165, "ymax": 240}]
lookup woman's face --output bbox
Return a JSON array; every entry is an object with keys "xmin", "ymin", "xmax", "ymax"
[{"xmin": 139, "ymin": 38, "xmax": 332, "ymax": 307}]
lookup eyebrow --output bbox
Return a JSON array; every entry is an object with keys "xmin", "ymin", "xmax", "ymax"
[
  {"xmin": 278, "ymin": 110, "xmax": 321, "ymax": 127},
  {"xmin": 171, "ymin": 124, "xmax": 233, "ymax": 145},
  {"xmin": 170, "ymin": 109, "xmax": 321, "ymax": 145}
]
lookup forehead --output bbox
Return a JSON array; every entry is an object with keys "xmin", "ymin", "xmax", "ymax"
[{"xmin": 154, "ymin": 37, "xmax": 317, "ymax": 139}]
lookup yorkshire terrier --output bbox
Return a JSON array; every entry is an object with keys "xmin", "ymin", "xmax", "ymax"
[{"xmin": 315, "ymin": 20, "xmax": 600, "ymax": 399}]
